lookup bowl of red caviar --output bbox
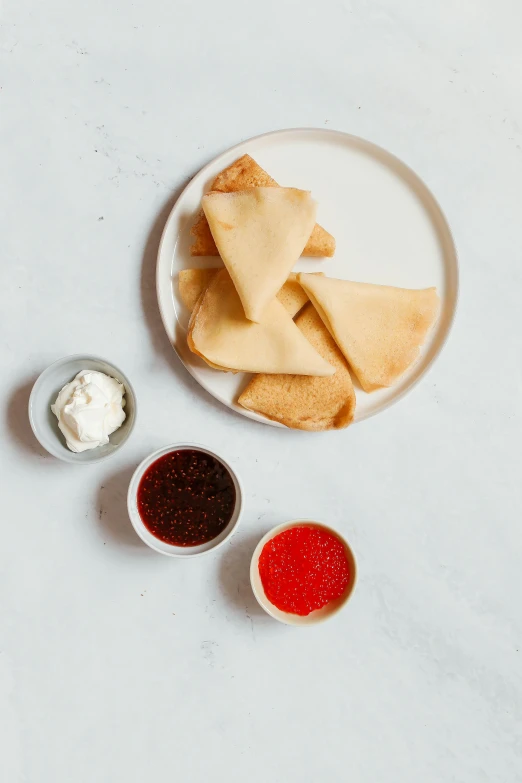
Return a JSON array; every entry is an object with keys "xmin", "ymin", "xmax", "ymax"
[
  {"xmin": 127, "ymin": 443, "xmax": 242, "ymax": 557},
  {"xmin": 250, "ymin": 521, "xmax": 357, "ymax": 625}
]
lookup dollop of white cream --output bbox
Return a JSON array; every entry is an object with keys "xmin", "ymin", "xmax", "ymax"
[{"xmin": 51, "ymin": 370, "xmax": 126, "ymax": 453}]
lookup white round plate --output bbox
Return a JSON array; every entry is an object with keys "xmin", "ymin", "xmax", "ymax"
[{"xmin": 157, "ymin": 128, "xmax": 458, "ymax": 427}]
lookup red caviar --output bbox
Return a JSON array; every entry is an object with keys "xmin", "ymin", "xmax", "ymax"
[{"xmin": 258, "ymin": 525, "xmax": 351, "ymax": 616}]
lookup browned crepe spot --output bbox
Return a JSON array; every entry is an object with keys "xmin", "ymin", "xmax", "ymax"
[
  {"xmin": 238, "ymin": 305, "xmax": 355, "ymax": 430},
  {"xmin": 190, "ymin": 154, "xmax": 335, "ymax": 257}
]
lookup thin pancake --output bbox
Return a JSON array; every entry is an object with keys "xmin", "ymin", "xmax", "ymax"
[
  {"xmin": 190, "ymin": 154, "xmax": 335, "ymax": 257},
  {"xmin": 187, "ymin": 270, "xmax": 335, "ymax": 377},
  {"xmin": 178, "ymin": 269, "xmax": 219, "ymax": 313},
  {"xmin": 202, "ymin": 188, "xmax": 317, "ymax": 322},
  {"xmin": 238, "ymin": 305, "xmax": 356, "ymax": 430},
  {"xmin": 298, "ymin": 274, "xmax": 440, "ymax": 391}
]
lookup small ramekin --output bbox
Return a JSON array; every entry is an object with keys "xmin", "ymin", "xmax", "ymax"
[
  {"xmin": 28, "ymin": 354, "xmax": 137, "ymax": 464},
  {"xmin": 127, "ymin": 443, "xmax": 242, "ymax": 557},
  {"xmin": 250, "ymin": 520, "xmax": 357, "ymax": 626}
]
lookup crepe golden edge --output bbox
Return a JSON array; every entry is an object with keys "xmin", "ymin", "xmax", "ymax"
[
  {"xmin": 190, "ymin": 154, "xmax": 335, "ymax": 257},
  {"xmin": 186, "ymin": 270, "xmax": 334, "ymax": 377},
  {"xmin": 237, "ymin": 305, "xmax": 356, "ymax": 431},
  {"xmin": 298, "ymin": 274, "xmax": 440, "ymax": 392}
]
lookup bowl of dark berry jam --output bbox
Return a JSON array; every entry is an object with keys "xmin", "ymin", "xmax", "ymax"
[
  {"xmin": 250, "ymin": 521, "xmax": 357, "ymax": 625},
  {"xmin": 127, "ymin": 444, "xmax": 242, "ymax": 556}
]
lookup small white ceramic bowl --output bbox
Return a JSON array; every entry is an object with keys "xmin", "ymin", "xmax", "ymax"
[
  {"xmin": 127, "ymin": 443, "xmax": 242, "ymax": 557},
  {"xmin": 28, "ymin": 354, "xmax": 137, "ymax": 464},
  {"xmin": 250, "ymin": 520, "xmax": 357, "ymax": 626}
]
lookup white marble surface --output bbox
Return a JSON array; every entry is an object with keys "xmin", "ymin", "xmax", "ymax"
[{"xmin": 1, "ymin": 1, "xmax": 521, "ymax": 780}]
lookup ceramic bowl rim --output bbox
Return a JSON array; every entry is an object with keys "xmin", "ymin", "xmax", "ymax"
[
  {"xmin": 250, "ymin": 519, "xmax": 357, "ymax": 626},
  {"xmin": 28, "ymin": 353, "xmax": 137, "ymax": 464},
  {"xmin": 127, "ymin": 442, "xmax": 243, "ymax": 557}
]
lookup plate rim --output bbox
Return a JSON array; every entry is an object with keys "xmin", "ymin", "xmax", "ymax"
[{"xmin": 156, "ymin": 126, "xmax": 459, "ymax": 428}]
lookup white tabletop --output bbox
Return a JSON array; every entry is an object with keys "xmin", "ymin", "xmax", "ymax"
[{"xmin": 1, "ymin": 2, "xmax": 521, "ymax": 781}]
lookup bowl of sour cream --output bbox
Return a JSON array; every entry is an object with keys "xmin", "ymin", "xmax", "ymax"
[{"xmin": 28, "ymin": 355, "xmax": 137, "ymax": 463}]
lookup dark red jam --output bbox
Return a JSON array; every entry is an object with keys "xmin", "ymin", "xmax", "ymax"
[
  {"xmin": 258, "ymin": 525, "xmax": 350, "ymax": 615},
  {"xmin": 137, "ymin": 449, "xmax": 236, "ymax": 546}
]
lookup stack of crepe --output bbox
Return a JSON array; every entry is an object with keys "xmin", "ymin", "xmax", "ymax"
[{"xmin": 179, "ymin": 155, "xmax": 439, "ymax": 431}]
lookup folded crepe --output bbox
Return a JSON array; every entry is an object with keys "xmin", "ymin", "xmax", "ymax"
[
  {"xmin": 298, "ymin": 274, "xmax": 440, "ymax": 391},
  {"xmin": 178, "ymin": 269, "xmax": 220, "ymax": 313},
  {"xmin": 178, "ymin": 269, "xmax": 314, "ymax": 318},
  {"xmin": 238, "ymin": 305, "xmax": 356, "ymax": 430},
  {"xmin": 191, "ymin": 154, "xmax": 335, "ymax": 257},
  {"xmin": 202, "ymin": 188, "xmax": 317, "ymax": 322},
  {"xmin": 187, "ymin": 269, "xmax": 335, "ymax": 377}
]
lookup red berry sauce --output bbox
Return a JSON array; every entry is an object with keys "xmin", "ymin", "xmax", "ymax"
[
  {"xmin": 258, "ymin": 525, "xmax": 351, "ymax": 616},
  {"xmin": 137, "ymin": 449, "xmax": 235, "ymax": 546}
]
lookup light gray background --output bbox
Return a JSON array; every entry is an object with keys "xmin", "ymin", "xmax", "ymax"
[{"xmin": 1, "ymin": 2, "xmax": 521, "ymax": 781}]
